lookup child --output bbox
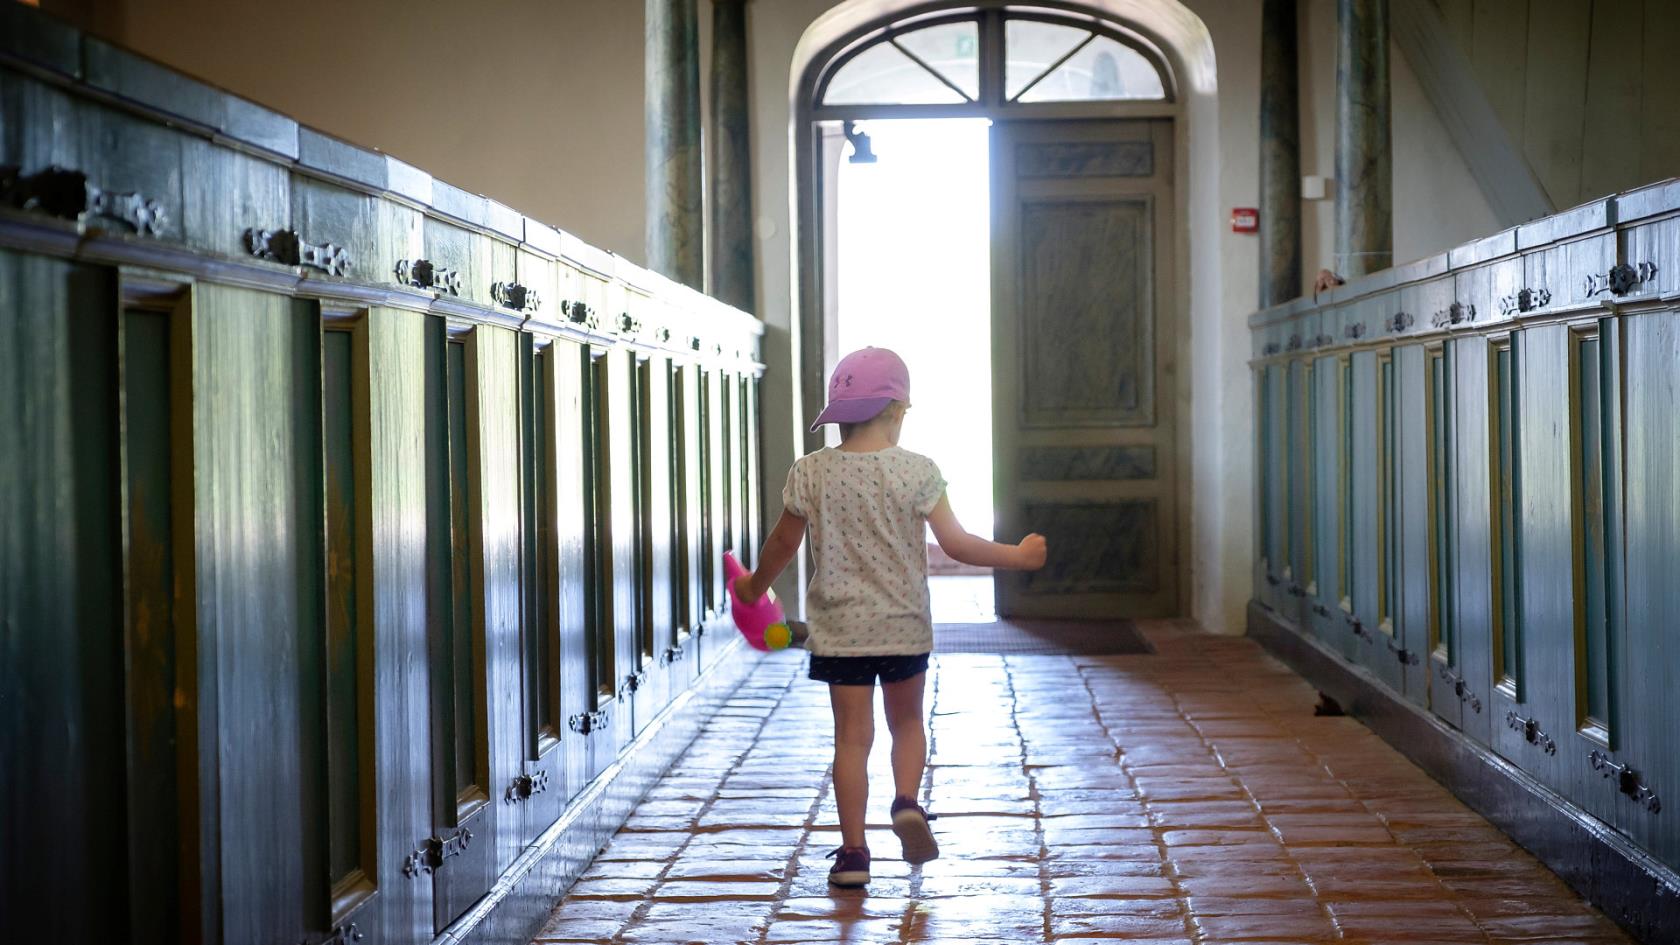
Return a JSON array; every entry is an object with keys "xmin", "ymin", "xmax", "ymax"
[{"xmin": 734, "ymin": 346, "xmax": 1047, "ymax": 888}]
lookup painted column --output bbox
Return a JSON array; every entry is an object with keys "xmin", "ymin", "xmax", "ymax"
[
  {"xmin": 646, "ymin": 0, "xmax": 704, "ymax": 289},
  {"xmin": 1260, "ymin": 0, "xmax": 1302, "ymax": 306},
  {"xmin": 1335, "ymin": 0, "xmax": 1391, "ymax": 278},
  {"xmin": 709, "ymin": 0, "xmax": 755, "ymax": 311}
]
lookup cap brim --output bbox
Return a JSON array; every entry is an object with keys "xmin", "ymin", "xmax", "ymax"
[{"xmin": 808, "ymin": 396, "xmax": 893, "ymax": 433}]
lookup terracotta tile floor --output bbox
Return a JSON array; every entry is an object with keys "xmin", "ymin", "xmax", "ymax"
[{"xmin": 533, "ymin": 621, "xmax": 1633, "ymax": 945}]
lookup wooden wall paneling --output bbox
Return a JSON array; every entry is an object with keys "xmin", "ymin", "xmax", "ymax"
[
  {"xmin": 2, "ymin": 68, "xmax": 81, "ymax": 177},
  {"xmin": 744, "ymin": 373, "xmax": 763, "ymax": 575},
  {"xmin": 1310, "ymin": 354, "xmax": 1342, "ymax": 649},
  {"xmin": 1332, "ymin": 351, "xmax": 1360, "ymax": 661},
  {"xmin": 675, "ymin": 360, "xmax": 705, "ymax": 686},
  {"xmin": 1639, "ymin": 0, "xmax": 1680, "ymax": 184},
  {"xmin": 1350, "ymin": 350, "xmax": 1390, "ymax": 679},
  {"xmin": 1254, "ymin": 366, "xmax": 1276, "ymax": 608},
  {"xmin": 181, "ymin": 136, "xmax": 290, "ymax": 264},
  {"xmin": 422, "ymin": 216, "xmax": 494, "ymax": 311},
  {"xmin": 1289, "ymin": 358, "xmax": 1317, "ymax": 629},
  {"xmin": 625, "ymin": 346, "xmax": 658, "ymax": 736},
  {"xmin": 1559, "ymin": 317, "xmax": 1625, "ymax": 827},
  {"xmin": 544, "ymin": 337, "xmax": 591, "ymax": 803},
  {"xmin": 76, "ymin": 96, "xmax": 187, "ymax": 244},
  {"xmin": 464, "ymin": 325, "xmax": 527, "ymax": 877},
  {"xmin": 1267, "ymin": 361, "xmax": 1289, "ymax": 613},
  {"xmin": 1374, "ymin": 347, "xmax": 1406, "ymax": 691},
  {"xmin": 1493, "ymin": 326, "xmax": 1570, "ymax": 778},
  {"xmin": 190, "ymin": 283, "xmax": 323, "ymax": 945},
  {"xmin": 1620, "ymin": 221, "xmax": 1674, "ymax": 303},
  {"xmin": 1580, "ymin": 0, "xmax": 1644, "ymax": 202},
  {"xmin": 1425, "ymin": 341, "xmax": 1463, "ymax": 731},
  {"xmin": 582, "ymin": 343, "xmax": 622, "ymax": 780},
  {"xmin": 117, "ymin": 279, "xmax": 193, "ymax": 945},
  {"xmin": 1618, "ymin": 309, "xmax": 1679, "ymax": 868},
  {"xmin": 516, "ymin": 334, "xmax": 563, "ymax": 845},
  {"xmin": 319, "ymin": 312, "xmax": 380, "ymax": 938},
  {"xmin": 705, "ymin": 366, "xmax": 729, "ymax": 662},
  {"xmin": 720, "ymin": 368, "xmax": 738, "ymax": 581},
  {"xmin": 291, "ymin": 176, "xmax": 382, "ymax": 289},
  {"xmin": 1522, "ymin": 0, "xmax": 1593, "ymax": 207},
  {"xmin": 602, "ymin": 345, "xmax": 641, "ymax": 743},
  {"xmin": 1449, "ymin": 334, "xmax": 1494, "ymax": 747},
  {"xmin": 1470, "ymin": 0, "xmax": 1531, "ymax": 151},
  {"xmin": 429, "ymin": 326, "xmax": 496, "ymax": 932},
  {"xmin": 363, "ymin": 306, "xmax": 435, "ymax": 945},
  {"xmin": 733, "ymin": 372, "xmax": 751, "ymax": 576},
  {"xmin": 1394, "ymin": 343, "xmax": 1431, "ymax": 704},
  {"xmin": 0, "ymin": 253, "xmax": 127, "ymax": 943},
  {"xmin": 641, "ymin": 351, "xmax": 677, "ymax": 719}
]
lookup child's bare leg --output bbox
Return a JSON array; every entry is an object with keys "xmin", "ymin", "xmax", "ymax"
[
  {"xmin": 828, "ymin": 683, "xmax": 876, "ymax": 848},
  {"xmin": 882, "ymin": 672, "xmax": 928, "ymax": 802}
]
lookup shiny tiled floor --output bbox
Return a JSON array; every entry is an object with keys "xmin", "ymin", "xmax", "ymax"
[{"xmin": 533, "ymin": 620, "xmax": 1632, "ymax": 944}]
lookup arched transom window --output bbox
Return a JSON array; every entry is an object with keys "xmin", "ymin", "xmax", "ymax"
[{"xmin": 814, "ymin": 6, "xmax": 1174, "ymax": 113}]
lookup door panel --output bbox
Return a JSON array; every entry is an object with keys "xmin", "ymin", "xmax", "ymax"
[
  {"xmin": 1450, "ymin": 335, "xmax": 1494, "ymax": 747},
  {"xmin": 1425, "ymin": 344, "xmax": 1463, "ymax": 731},
  {"xmin": 991, "ymin": 119, "xmax": 1176, "ymax": 618},
  {"xmin": 1394, "ymin": 345, "xmax": 1431, "ymax": 704},
  {"xmin": 545, "ymin": 339, "xmax": 591, "ymax": 804}
]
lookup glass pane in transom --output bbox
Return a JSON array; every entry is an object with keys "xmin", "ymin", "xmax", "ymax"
[
  {"xmin": 1005, "ymin": 19, "xmax": 1091, "ymax": 100},
  {"xmin": 1017, "ymin": 34, "xmax": 1165, "ymax": 102},
  {"xmin": 895, "ymin": 21, "xmax": 981, "ymax": 101},
  {"xmin": 823, "ymin": 41, "xmax": 967, "ymax": 105}
]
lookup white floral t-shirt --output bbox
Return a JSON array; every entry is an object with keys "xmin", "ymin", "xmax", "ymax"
[{"xmin": 781, "ymin": 446, "xmax": 946, "ymax": 656}]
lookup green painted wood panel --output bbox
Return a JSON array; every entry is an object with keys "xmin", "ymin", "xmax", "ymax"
[
  {"xmin": 119, "ymin": 302, "xmax": 188, "ymax": 945},
  {"xmin": 364, "ymin": 306, "xmax": 435, "ymax": 945},
  {"xmin": 0, "ymin": 253, "xmax": 128, "ymax": 943},
  {"xmin": 1493, "ymin": 327, "xmax": 1570, "ymax": 782},
  {"xmin": 466, "ymin": 326, "xmax": 528, "ymax": 877},
  {"xmin": 1310, "ymin": 356, "xmax": 1342, "ymax": 648},
  {"xmin": 1395, "ymin": 345, "xmax": 1431, "ymax": 704},
  {"xmin": 1618, "ymin": 310, "xmax": 1680, "ymax": 865},
  {"xmin": 1426, "ymin": 344, "xmax": 1463, "ymax": 731},
  {"xmin": 543, "ymin": 338, "xmax": 590, "ymax": 804},
  {"xmin": 601, "ymin": 347, "xmax": 640, "ymax": 743},
  {"xmin": 190, "ymin": 283, "xmax": 324, "ymax": 945},
  {"xmin": 673, "ymin": 362, "xmax": 704, "ymax": 688},
  {"xmin": 516, "ymin": 337, "xmax": 564, "ymax": 843},
  {"xmin": 1450, "ymin": 335, "xmax": 1494, "ymax": 746},
  {"xmin": 1287, "ymin": 361, "xmax": 1313, "ymax": 626},
  {"xmin": 642, "ymin": 356, "xmax": 677, "ymax": 715}
]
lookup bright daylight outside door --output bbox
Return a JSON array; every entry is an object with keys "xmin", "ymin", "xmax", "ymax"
[{"xmin": 990, "ymin": 118, "xmax": 1177, "ymax": 619}]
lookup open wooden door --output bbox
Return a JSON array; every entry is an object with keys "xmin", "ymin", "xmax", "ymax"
[{"xmin": 990, "ymin": 118, "xmax": 1178, "ymax": 619}]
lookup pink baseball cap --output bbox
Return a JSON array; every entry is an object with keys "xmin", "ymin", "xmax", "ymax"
[{"xmin": 810, "ymin": 347, "xmax": 910, "ymax": 432}]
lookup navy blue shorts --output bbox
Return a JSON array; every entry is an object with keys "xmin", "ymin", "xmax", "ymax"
[{"xmin": 808, "ymin": 653, "xmax": 930, "ymax": 686}]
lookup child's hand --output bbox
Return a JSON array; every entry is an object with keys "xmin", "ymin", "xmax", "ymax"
[{"xmin": 1016, "ymin": 533, "xmax": 1048, "ymax": 570}]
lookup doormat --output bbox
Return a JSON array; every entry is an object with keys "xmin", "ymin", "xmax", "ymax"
[{"xmin": 932, "ymin": 618, "xmax": 1153, "ymax": 656}]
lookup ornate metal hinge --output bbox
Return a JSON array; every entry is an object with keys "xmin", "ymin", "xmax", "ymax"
[
  {"xmin": 1262, "ymin": 342, "xmax": 1281, "ymax": 356},
  {"xmin": 562, "ymin": 299, "xmax": 596, "ymax": 327},
  {"xmin": 1505, "ymin": 710, "xmax": 1557, "ymax": 755},
  {"xmin": 618, "ymin": 312, "xmax": 642, "ymax": 335},
  {"xmin": 1589, "ymin": 750, "xmax": 1661, "ymax": 813},
  {"xmin": 1345, "ymin": 612, "xmax": 1373, "ymax": 643},
  {"xmin": 1388, "ymin": 311, "xmax": 1414, "ymax": 333},
  {"xmin": 1438, "ymin": 664, "xmax": 1482, "ymax": 713},
  {"xmin": 568, "ymin": 708, "xmax": 609, "ymax": 736},
  {"xmin": 1385, "ymin": 636, "xmax": 1420, "ymax": 666},
  {"xmin": 1, "ymin": 164, "xmax": 167, "ymax": 236},
  {"xmin": 688, "ymin": 335, "xmax": 703, "ymax": 351},
  {"xmin": 395, "ymin": 258, "xmax": 461, "ymax": 295},
  {"xmin": 619, "ymin": 668, "xmax": 649, "ymax": 698},
  {"xmin": 660, "ymin": 643, "xmax": 686, "ymax": 667},
  {"xmin": 491, "ymin": 281, "xmax": 539, "ymax": 312},
  {"xmin": 504, "ymin": 769, "xmax": 550, "ymax": 805},
  {"xmin": 1287, "ymin": 582, "xmax": 1306, "ymax": 598},
  {"xmin": 1498, "ymin": 287, "xmax": 1551, "ymax": 317},
  {"xmin": 1286, "ymin": 334, "xmax": 1303, "ymax": 352},
  {"xmin": 1344, "ymin": 322, "xmax": 1367, "ymax": 340},
  {"xmin": 402, "ymin": 827, "xmax": 472, "ymax": 878},
  {"xmin": 656, "ymin": 327, "xmax": 673, "ymax": 344},
  {"xmin": 1431, "ymin": 301, "xmax": 1474, "ymax": 328},
  {"xmin": 1585, "ymin": 261, "xmax": 1658, "ymax": 297},
  {"xmin": 1312, "ymin": 602, "xmax": 1332, "ymax": 618},
  {"xmin": 1265, "ymin": 573, "xmax": 1281, "ymax": 587},
  {"xmin": 245, "ymin": 227, "xmax": 352, "ymax": 276},
  {"xmin": 319, "ymin": 922, "xmax": 364, "ymax": 945}
]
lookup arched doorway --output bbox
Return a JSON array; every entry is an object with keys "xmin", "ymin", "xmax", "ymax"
[{"xmin": 796, "ymin": 3, "xmax": 1187, "ymax": 619}]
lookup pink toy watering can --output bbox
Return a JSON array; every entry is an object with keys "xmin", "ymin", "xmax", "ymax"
[{"xmin": 723, "ymin": 550, "xmax": 794, "ymax": 651}]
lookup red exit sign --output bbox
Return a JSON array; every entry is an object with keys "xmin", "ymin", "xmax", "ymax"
[{"xmin": 1231, "ymin": 207, "xmax": 1259, "ymax": 233}]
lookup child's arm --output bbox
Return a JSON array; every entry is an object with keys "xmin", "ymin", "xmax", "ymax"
[
  {"xmin": 738, "ymin": 509, "xmax": 808, "ymax": 603},
  {"xmin": 927, "ymin": 495, "xmax": 1047, "ymax": 570}
]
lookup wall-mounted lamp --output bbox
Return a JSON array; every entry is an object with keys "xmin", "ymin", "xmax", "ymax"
[{"xmin": 843, "ymin": 120, "xmax": 877, "ymax": 164}]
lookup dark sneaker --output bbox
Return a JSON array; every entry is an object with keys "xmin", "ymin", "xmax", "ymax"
[
  {"xmin": 891, "ymin": 797, "xmax": 940, "ymax": 864},
  {"xmin": 826, "ymin": 845, "xmax": 870, "ymax": 887}
]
